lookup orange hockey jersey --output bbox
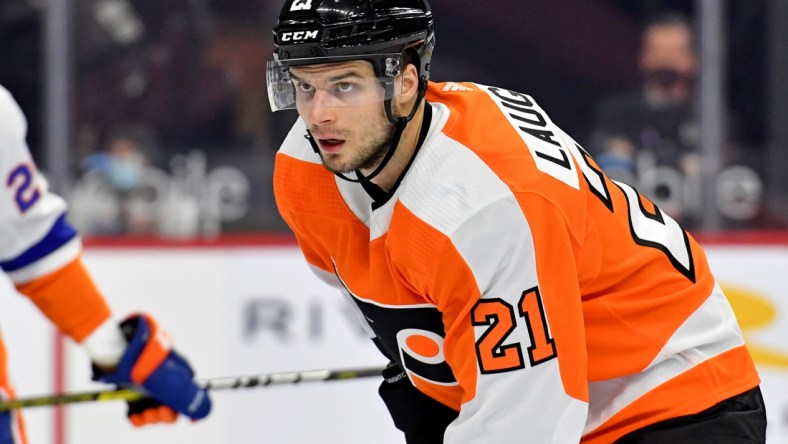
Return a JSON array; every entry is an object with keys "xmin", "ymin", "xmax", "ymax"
[{"xmin": 273, "ymin": 81, "xmax": 760, "ymax": 443}]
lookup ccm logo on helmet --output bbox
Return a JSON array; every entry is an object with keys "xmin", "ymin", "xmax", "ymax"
[
  {"xmin": 290, "ymin": 0, "xmax": 313, "ymax": 11},
  {"xmin": 280, "ymin": 30, "xmax": 319, "ymax": 42}
]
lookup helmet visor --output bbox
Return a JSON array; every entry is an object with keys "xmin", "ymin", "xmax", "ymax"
[{"xmin": 266, "ymin": 54, "xmax": 404, "ymax": 112}]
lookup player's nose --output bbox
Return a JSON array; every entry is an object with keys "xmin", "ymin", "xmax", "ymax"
[{"xmin": 304, "ymin": 90, "xmax": 337, "ymax": 126}]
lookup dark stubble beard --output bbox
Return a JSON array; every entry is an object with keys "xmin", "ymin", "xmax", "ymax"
[{"xmin": 322, "ymin": 119, "xmax": 397, "ymax": 175}]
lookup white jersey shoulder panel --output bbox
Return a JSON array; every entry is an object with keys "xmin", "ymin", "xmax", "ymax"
[{"xmin": 0, "ymin": 85, "xmax": 77, "ymax": 282}]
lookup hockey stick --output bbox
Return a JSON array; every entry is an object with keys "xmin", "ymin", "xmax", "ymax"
[{"xmin": 0, "ymin": 365, "xmax": 385, "ymax": 412}]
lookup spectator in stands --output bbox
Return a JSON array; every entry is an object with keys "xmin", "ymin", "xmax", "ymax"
[
  {"xmin": 590, "ymin": 12, "xmax": 698, "ymax": 177},
  {"xmin": 588, "ymin": 11, "xmax": 742, "ymax": 228},
  {"xmin": 73, "ymin": 123, "xmax": 162, "ymax": 235}
]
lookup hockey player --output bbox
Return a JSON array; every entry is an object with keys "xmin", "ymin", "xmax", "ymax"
[
  {"xmin": 0, "ymin": 84, "xmax": 211, "ymax": 442},
  {"xmin": 268, "ymin": 0, "xmax": 766, "ymax": 442}
]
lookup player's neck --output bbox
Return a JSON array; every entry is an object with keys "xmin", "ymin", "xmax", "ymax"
[{"xmin": 365, "ymin": 101, "xmax": 426, "ymax": 192}]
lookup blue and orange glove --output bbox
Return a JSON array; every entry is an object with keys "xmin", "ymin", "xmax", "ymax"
[{"xmin": 92, "ymin": 314, "xmax": 211, "ymax": 426}]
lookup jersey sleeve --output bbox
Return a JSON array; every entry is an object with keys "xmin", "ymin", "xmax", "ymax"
[
  {"xmin": 0, "ymin": 85, "xmax": 111, "ymax": 343},
  {"xmin": 0, "ymin": 85, "xmax": 78, "ymax": 283},
  {"xmin": 16, "ymin": 257, "xmax": 112, "ymax": 342},
  {"xmin": 398, "ymin": 193, "xmax": 589, "ymax": 443}
]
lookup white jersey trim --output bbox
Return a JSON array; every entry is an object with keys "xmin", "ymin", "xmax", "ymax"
[
  {"xmin": 6, "ymin": 236, "xmax": 82, "ymax": 284},
  {"xmin": 584, "ymin": 282, "xmax": 746, "ymax": 433},
  {"xmin": 278, "ymin": 118, "xmax": 319, "ymax": 163}
]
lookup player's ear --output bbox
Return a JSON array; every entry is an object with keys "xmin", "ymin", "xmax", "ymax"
[
  {"xmin": 401, "ymin": 63, "xmax": 419, "ymax": 98},
  {"xmin": 395, "ymin": 63, "xmax": 420, "ymax": 112}
]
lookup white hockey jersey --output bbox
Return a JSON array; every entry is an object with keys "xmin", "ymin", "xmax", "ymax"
[
  {"xmin": 0, "ymin": 85, "xmax": 80, "ymax": 284},
  {"xmin": 0, "ymin": 85, "xmax": 112, "ymax": 345}
]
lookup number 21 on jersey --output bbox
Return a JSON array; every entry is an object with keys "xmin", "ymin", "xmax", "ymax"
[{"xmin": 471, "ymin": 287, "xmax": 557, "ymax": 374}]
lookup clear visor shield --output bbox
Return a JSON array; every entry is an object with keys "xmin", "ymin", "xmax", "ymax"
[{"xmin": 266, "ymin": 54, "xmax": 403, "ymax": 112}]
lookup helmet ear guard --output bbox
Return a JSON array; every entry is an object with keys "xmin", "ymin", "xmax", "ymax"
[{"xmin": 404, "ymin": 30, "xmax": 436, "ymax": 113}]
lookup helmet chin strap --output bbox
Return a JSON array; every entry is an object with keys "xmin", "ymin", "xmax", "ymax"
[{"xmin": 305, "ymin": 80, "xmax": 425, "ymax": 184}]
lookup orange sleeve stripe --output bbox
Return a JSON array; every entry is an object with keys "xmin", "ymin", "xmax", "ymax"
[
  {"xmin": 130, "ymin": 314, "xmax": 172, "ymax": 384},
  {"xmin": 15, "ymin": 257, "xmax": 111, "ymax": 343}
]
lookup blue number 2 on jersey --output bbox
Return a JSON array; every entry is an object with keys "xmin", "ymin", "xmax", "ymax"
[{"xmin": 7, "ymin": 163, "xmax": 41, "ymax": 213}]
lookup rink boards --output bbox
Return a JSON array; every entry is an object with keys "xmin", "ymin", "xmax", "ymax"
[{"xmin": 0, "ymin": 236, "xmax": 786, "ymax": 443}]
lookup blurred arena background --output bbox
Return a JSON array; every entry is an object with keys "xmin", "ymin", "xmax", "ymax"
[{"xmin": 0, "ymin": 0, "xmax": 787, "ymax": 443}]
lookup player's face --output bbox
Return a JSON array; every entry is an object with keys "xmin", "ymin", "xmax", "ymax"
[
  {"xmin": 290, "ymin": 61, "xmax": 397, "ymax": 174},
  {"xmin": 639, "ymin": 24, "xmax": 696, "ymax": 104},
  {"xmin": 640, "ymin": 25, "xmax": 695, "ymax": 76}
]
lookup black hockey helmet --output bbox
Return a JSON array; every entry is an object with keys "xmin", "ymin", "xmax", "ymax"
[
  {"xmin": 268, "ymin": 0, "xmax": 435, "ymax": 113},
  {"xmin": 268, "ymin": 0, "xmax": 435, "ymax": 184}
]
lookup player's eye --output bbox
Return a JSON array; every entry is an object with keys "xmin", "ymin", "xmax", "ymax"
[
  {"xmin": 336, "ymin": 82, "xmax": 355, "ymax": 93},
  {"xmin": 295, "ymin": 82, "xmax": 315, "ymax": 94}
]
